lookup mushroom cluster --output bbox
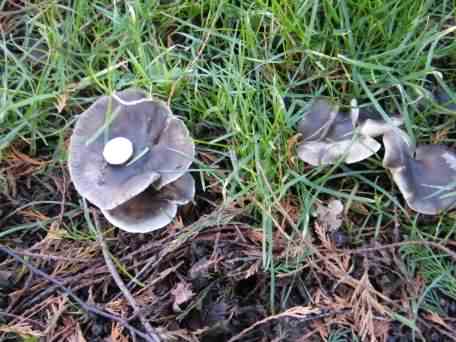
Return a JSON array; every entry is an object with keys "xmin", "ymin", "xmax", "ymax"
[
  {"xmin": 69, "ymin": 88, "xmax": 195, "ymax": 233},
  {"xmin": 296, "ymin": 97, "xmax": 456, "ymax": 215}
]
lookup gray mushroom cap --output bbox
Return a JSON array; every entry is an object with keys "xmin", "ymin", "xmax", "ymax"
[
  {"xmin": 101, "ymin": 173, "xmax": 195, "ymax": 233},
  {"xmin": 383, "ymin": 129, "xmax": 456, "ymax": 215},
  {"xmin": 296, "ymin": 99, "xmax": 402, "ymax": 166},
  {"xmin": 69, "ymin": 88, "xmax": 194, "ymax": 210}
]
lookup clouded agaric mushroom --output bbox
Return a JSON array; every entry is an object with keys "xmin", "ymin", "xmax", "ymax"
[
  {"xmin": 296, "ymin": 99, "xmax": 402, "ymax": 166},
  {"xmin": 101, "ymin": 173, "xmax": 195, "ymax": 233},
  {"xmin": 69, "ymin": 88, "xmax": 195, "ymax": 232},
  {"xmin": 383, "ymin": 129, "xmax": 456, "ymax": 215}
]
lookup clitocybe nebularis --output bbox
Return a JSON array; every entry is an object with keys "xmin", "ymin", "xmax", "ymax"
[
  {"xmin": 383, "ymin": 129, "xmax": 456, "ymax": 215},
  {"xmin": 101, "ymin": 173, "xmax": 195, "ymax": 233},
  {"xmin": 69, "ymin": 88, "xmax": 195, "ymax": 232}
]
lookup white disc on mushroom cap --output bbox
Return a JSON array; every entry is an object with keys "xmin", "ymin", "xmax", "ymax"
[{"xmin": 103, "ymin": 137, "xmax": 134, "ymax": 165}]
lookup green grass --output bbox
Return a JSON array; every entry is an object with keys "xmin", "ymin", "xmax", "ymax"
[{"xmin": 2, "ymin": 0, "xmax": 456, "ymax": 336}]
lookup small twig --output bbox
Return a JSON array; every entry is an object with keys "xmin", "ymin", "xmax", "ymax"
[
  {"xmin": 9, "ymin": 250, "xmax": 91, "ymax": 263},
  {"xmin": 91, "ymin": 210, "xmax": 161, "ymax": 342},
  {"xmin": 119, "ymin": 256, "xmax": 159, "ymax": 298},
  {"xmin": 0, "ymin": 312, "xmax": 46, "ymax": 330},
  {"xmin": 0, "ymin": 244, "xmax": 152, "ymax": 341}
]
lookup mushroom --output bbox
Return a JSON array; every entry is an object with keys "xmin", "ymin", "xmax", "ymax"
[
  {"xmin": 101, "ymin": 173, "xmax": 195, "ymax": 233},
  {"xmin": 69, "ymin": 88, "xmax": 195, "ymax": 232},
  {"xmin": 296, "ymin": 99, "xmax": 402, "ymax": 166},
  {"xmin": 383, "ymin": 129, "xmax": 456, "ymax": 215}
]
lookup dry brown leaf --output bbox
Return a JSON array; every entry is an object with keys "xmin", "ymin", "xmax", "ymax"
[
  {"xmin": 287, "ymin": 133, "xmax": 301, "ymax": 166},
  {"xmin": 315, "ymin": 199, "xmax": 344, "ymax": 231},
  {"xmin": 171, "ymin": 281, "xmax": 194, "ymax": 312},
  {"xmin": 55, "ymin": 93, "xmax": 69, "ymax": 113}
]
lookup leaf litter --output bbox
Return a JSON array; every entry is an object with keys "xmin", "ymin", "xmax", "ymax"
[
  {"xmin": 315, "ymin": 199, "xmax": 344, "ymax": 232},
  {"xmin": 2, "ymin": 143, "xmax": 456, "ymax": 341}
]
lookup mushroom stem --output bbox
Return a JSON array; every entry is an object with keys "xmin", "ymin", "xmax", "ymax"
[{"xmin": 103, "ymin": 137, "xmax": 134, "ymax": 165}]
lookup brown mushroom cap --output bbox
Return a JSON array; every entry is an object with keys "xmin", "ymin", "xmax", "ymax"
[
  {"xmin": 69, "ymin": 88, "xmax": 194, "ymax": 210},
  {"xmin": 383, "ymin": 129, "xmax": 456, "ymax": 215},
  {"xmin": 101, "ymin": 173, "xmax": 195, "ymax": 233},
  {"xmin": 296, "ymin": 99, "xmax": 402, "ymax": 166}
]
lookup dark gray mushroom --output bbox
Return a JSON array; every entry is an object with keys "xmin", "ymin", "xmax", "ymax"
[
  {"xmin": 383, "ymin": 129, "xmax": 456, "ymax": 215},
  {"xmin": 296, "ymin": 99, "xmax": 402, "ymax": 166},
  {"xmin": 68, "ymin": 88, "xmax": 195, "ymax": 232},
  {"xmin": 69, "ymin": 88, "xmax": 194, "ymax": 210},
  {"xmin": 101, "ymin": 173, "xmax": 195, "ymax": 233}
]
